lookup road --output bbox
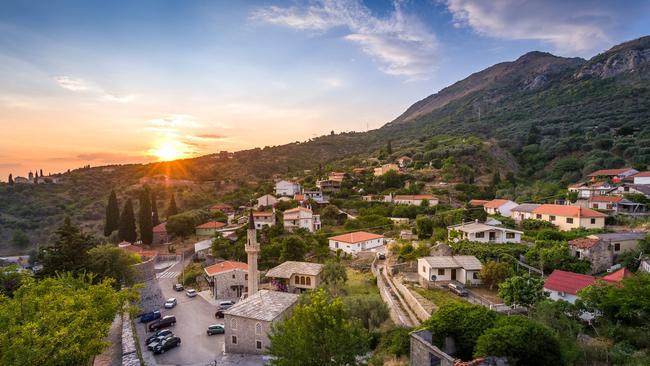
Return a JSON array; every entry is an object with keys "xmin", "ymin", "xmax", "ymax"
[{"xmin": 137, "ymin": 259, "xmax": 225, "ymax": 365}]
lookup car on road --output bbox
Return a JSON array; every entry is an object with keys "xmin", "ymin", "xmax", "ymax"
[
  {"xmin": 152, "ymin": 336, "xmax": 181, "ymax": 354},
  {"xmin": 173, "ymin": 283, "xmax": 184, "ymax": 291},
  {"xmin": 186, "ymin": 289, "xmax": 197, "ymax": 297},
  {"xmin": 448, "ymin": 283, "xmax": 469, "ymax": 297},
  {"xmin": 148, "ymin": 315, "xmax": 177, "ymax": 332},
  {"xmin": 145, "ymin": 329, "xmax": 173, "ymax": 345},
  {"xmin": 218, "ymin": 300, "xmax": 235, "ymax": 310},
  {"xmin": 147, "ymin": 334, "xmax": 174, "ymax": 351},
  {"xmin": 207, "ymin": 324, "xmax": 225, "ymax": 335},
  {"xmin": 215, "ymin": 310, "xmax": 225, "ymax": 319},
  {"xmin": 139, "ymin": 310, "xmax": 161, "ymax": 323},
  {"xmin": 164, "ymin": 298, "xmax": 177, "ymax": 309}
]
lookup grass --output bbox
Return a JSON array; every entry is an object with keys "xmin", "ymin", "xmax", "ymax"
[
  {"xmin": 343, "ymin": 268, "xmax": 379, "ymax": 296},
  {"xmin": 414, "ymin": 287, "xmax": 464, "ymax": 307}
]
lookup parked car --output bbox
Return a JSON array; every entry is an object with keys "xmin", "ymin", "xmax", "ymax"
[
  {"xmin": 148, "ymin": 315, "xmax": 177, "ymax": 332},
  {"xmin": 218, "ymin": 300, "xmax": 235, "ymax": 310},
  {"xmin": 215, "ymin": 310, "xmax": 225, "ymax": 319},
  {"xmin": 173, "ymin": 283, "xmax": 184, "ymax": 291},
  {"xmin": 145, "ymin": 329, "xmax": 173, "ymax": 345},
  {"xmin": 164, "ymin": 298, "xmax": 177, "ymax": 309},
  {"xmin": 207, "ymin": 324, "xmax": 225, "ymax": 335},
  {"xmin": 139, "ymin": 310, "xmax": 161, "ymax": 323},
  {"xmin": 186, "ymin": 289, "xmax": 197, "ymax": 297},
  {"xmin": 448, "ymin": 283, "xmax": 469, "ymax": 297},
  {"xmin": 148, "ymin": 334, "xmax": 173, "ymax": 351},
  {"xmin": 152, "ymin": 336, "xmax": 181, "ymax": 354}
]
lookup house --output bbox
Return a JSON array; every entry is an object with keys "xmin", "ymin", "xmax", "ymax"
[
  {"xmin": 468, "ymin": 199, "xmax": 489, "ymax": 206},
  {"xmin": 275, "ymin": 180, "xmax": 301, "ymax": 196},
  {"xmin": 252, "ymin": 211, "xmax": 275, "ymax": 229},
  {"xmin": 447, "ymin": 222, "xmax": 523, "ymax": 244},
  {"xmin": 390, "ymin": 217, "xmax": 410, "ymax": 225},
  {"xmin": 152, "ymin": 222, "xmax": 170, "ymax": 244},
  {"xmin": 210, "ymin": 203, "xmax": 234, "ymax": 214},
  {"xmin": 511, "ymin": 204, "xmax": 541, "ymax": 222},
  {"xmin": 410, "ymin": 330, "xmax": 456, "ymax": 366},
  {"xmin": 13, "ymin": 176, "xmax": 29, "ymax": 184},
  {"xmin": 569, "ymin": 181, "xmax": 615, "ymax": 199},
  {"xmin": 531, "ymin": 204, "xmax": 606, "ymax": 231},
  {"xmin": 293, "ymin": 194, "xmax": 305, "ymax": 203},
  {"xmin": 400, "ymin": 229, "xmax": 418, "ymax": 240},
  {"xmin": 224, "ymin": 290, "xmax": 299, "ymax": 355},
  {"xmin": 587, "ymin": 167, "xmax": 639, "ymax": 183},
  {"xmin": 328, "ymin": 172, "xmax": 346, "ymax": 182},
  {"xmin": 482, "ymin": 199, "xmax": 518, "ymax": 217},
  {"xmin": 543, "ymin": 268, "xmax": 632, "ymax": 304},
  {"xmin": 352, "ymin": 168, "xmax": 368, "ymax": 174},
  {"xmin": 316, "ymin": 179, "xmax": 341, "ymax": 193},
  {"xmin": 397, "ymin": 155, "xmax": 413, "ymax": 168},
  {"xmin": 282, "ymin": 207, "xmax": 321, "ymax": 232},
  {"xmin": 362, "ymin": 194, "xmax": 387, "ymax": 202},
  {"xmin": 328, "ymin": 231, "xmax": 385, "ymax": 254},
  {"xmin": 417, "ymin": 255, "xmax": 483, "ymax": 286},
  {"xmin": 640, "ymin": 258, "xmax": 650, "ymax": 273},
  {"xmin": 256, "ymin": 194, "xmax": 277, "ymax": 209},
  {"xmin": 374, "ymin": 163, "xmax": 399, "ymax": 176},
  {"xmin": 265, "ymin": 261, "xmax": 323, "ymax": 293},
  {"xmin": 196, "ymin": 221, "xmax": 227, "ymax": 236},
  {"xmin": 615, "ymin": 184, "xmax": 650, "ymax": 198},
  {"xmin": 633, "ymin": 171, "xmax": 650, "ymax": 185},
  {"xmin": 302, "ymin": 189, "xmax": 327, "ymax": 203},
  {"xmin": 194, "ymin": 239, "xmax": 212, "ymax": 259},
  {"xmin": 390, "ymin": 194, "xmax": 439, "ymax": 206},
  {"xmin": 204, "ymin": 261, "xmax": 249, "ymax": 300},
  {"xmin": 569, "ymin": 232, "xmax": 645, "ymax": 274}
]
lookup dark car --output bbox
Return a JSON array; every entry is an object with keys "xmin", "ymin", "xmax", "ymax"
[
  {"xmin": 147, "ymin": 334, "xmax": 173, "ymax": 351},
  {"xmin": 140, "ymin": 310, "xmax": 161, "ymax": 323},
  {"xmin": 152, "ymin": 336, "xmax": 181, "ymax": 354},
  {"xmin": 448, "ymin": 283, "xmax": 469, "ymax": 297},
  {"xmin": 148, "ymin": 315, "xmax": 177, "ymax": 332},
  {"xmin": 207, "ymin": 324, "xmax": 225, "ymax": 335},
  {"xmin": 215, "ymin": 310, "xmax": 225, "ymax": 319},
  {"xmin": 145, "ymin": 329, "xmax": 173, "ymax": 345},
  {"xmin": 173, "ymin": 283, "xmax": 184, "ymax": 291}
]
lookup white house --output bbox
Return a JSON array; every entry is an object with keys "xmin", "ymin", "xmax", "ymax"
[
  {"xmin": 417, "ymin": 256, "xmax": 483, "ymax": 286},
  {"xmin": 389, "ymin": 194, "xmax": 439, "ymax": 206},
  {"xmin": 615, "ymin": 184, "xmax": 650, "ymax": 198},
  {"xmin": 256, "ymin": 194, "xmax": 277, "ymax": 208},
  {"xmin": 633, "ymin": 171, "xmax": 650, "ymax": 185},
  {"xmin": 275, "ymin": 180, "xmax": 301, "ymax": 196},
  {"xmin": 588, "ymin": 167, "xmax": 639, "ymax": 182},
  {"xmin": 511, "ymin": 204, "xmax": 541, "ymax": 222},
  {"xmin": 482, "ymin": 199, "xmax": 518, "ymax": 217},
  {"xmin": 447, "ymin": 221, "xmax": 523, "ymax": 243},
  {"xmin": 194, "ymin": 239, "xmax": 213, "ymax": 259},
  {"xmin": 543, "ymin": 269, "xmax": 630, "ymax": 304},
  {"xmin": 282, "ymin": 207, "xmax": 321, "ymax": 233},
  {"xmin": 252, "ymin": 211, "xmax": 275, "ymax": 229},
  {"xmin": 328, "ymin": 231, "xmax": 385, "ymax": 254},
  {"xmin": 302, "ymin": 189, "xmax": 327, "ymax": 203}
]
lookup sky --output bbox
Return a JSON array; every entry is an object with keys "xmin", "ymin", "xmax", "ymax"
[{"xmin": 1, "ymin": 0, "xmax": 649, "ymax": 181}]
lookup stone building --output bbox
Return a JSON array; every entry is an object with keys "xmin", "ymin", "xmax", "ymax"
[
  {"xmin": 203, "ymin": 261, "xmax": 249, "ymax": 300},
  {"xmin": 569, "ymin": 232, "xmax": 646, "ymax": 273},
  {"xmin": 265, "ymin": 261, "xmax": 323, "ymax": 293}
]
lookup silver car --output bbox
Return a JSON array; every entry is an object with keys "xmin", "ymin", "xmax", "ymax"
[{"xmin": 164, "ymin": 298, "xmax": 177, "ymax": 309}]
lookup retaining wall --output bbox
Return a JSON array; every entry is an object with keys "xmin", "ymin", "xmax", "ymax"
[{"xmin": 121, "ymin": 312, "xmax": 141, "ymax": 366}]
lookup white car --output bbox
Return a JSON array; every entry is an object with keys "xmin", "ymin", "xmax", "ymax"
[
  {"xmin": 186, "ymin": 289, "xmax": 197, "ymax": 298},
  {"xmin": 164, "ymin": 298, "xmax": 177, "ymax": 308}
]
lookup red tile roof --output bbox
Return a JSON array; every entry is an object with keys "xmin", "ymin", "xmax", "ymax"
[
  {"xmin": 394, "ymin": 195, "xmax": 435, "ymax": 200},
  {"xmin": 293, "ymin": 194, "xmax": 305, "ymax": 201},
  {"xmin": 253, "ymin": 211, "xmax": 273, "ymax": 217},
  {"xmin": 204, "ymin": 261, "xmax": 248, "ymax": 277},
  {"xmin": 544, "ymin": 270, "xmax": 597, "ymax": 295},
  {"xmin": 284, "ymin": 207, "xmax": 312, "ymax": 214},
  {"xmin": 602, "ymin": 268, "xmax": 633, "ymax": 282},
  {"xmin": 328, "ymin": 231, "xmax": 384, "ymax": 243},
  {"xmin": 469, "ymin": 199, "xmax": 489, "ymax": 206},
  {"xmin": 484, "ymin": 199, "xmax": 512, "ymax": 208},
  {"xmin": 568, "ymin": 237, "xmax": 600, "ymax": 249},
  {"xmin": 196, "ymin": 221, "xmax": 227, "ymax": 229},
  {"xmin": 153, "ymin": 222, "xmax": 167, "ymax": 233},
  {"xmin": 210, "ymin": 203, "xmax": 233, "ymax": 211},
  {"xmin": 634, "ymin": 171, "xmax": 650, "ymax": 177},
  {"xmin": 590, "ymin": 196, "xmax": 623, "ymax": 203},
  {"xmin": 532, "ymin": 204, "xmax": 607, "ymax": 218},
  {"xmin": 352, "ymin": 168, "xmax": 368, "ymax": 173},
  {"xmin": 588, "ymin": 168, "xmax": 634, "ymax": 177}
]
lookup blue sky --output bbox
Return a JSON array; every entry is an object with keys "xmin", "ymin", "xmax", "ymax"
[{"xmin": 1, "ymin": 0, "xmax": 649, "ymax": 179}]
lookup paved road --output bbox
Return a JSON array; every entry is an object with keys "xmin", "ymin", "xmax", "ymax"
[{"xmin": 137, "ymin": 259, "xmax": 225, "ymax": 365}]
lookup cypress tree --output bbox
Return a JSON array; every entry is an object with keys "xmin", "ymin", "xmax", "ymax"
[
  {"xmin": 104, "ymin": 190, "xmax": 120, "ymax": 236},
  {"xmin": 166, "ymin": 193, "xmax": 178, "ymax": 219},
  {"xmin": 387, "ymin": 140, "xmax": 393, "ymax": 154},
  {"xmin": 139, "ymin": 188, "xmax": 153, "ymax": 245},
  {"xmin": 8, "ymin": 174, "xmax": 14, "ymax": 186},
  {"xmin": 151, "ymin": 191, "xmax": 160, "ymax": 226},
  {"xmin": 40, "ymin": 169, "xmax": 43, "ymax": 177},
  {"xmin": 118, "ymin": 199, "xmax": 137, "ymax": 243}
]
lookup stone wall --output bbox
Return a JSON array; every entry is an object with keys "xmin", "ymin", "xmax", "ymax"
[
  {"xmin": 410, "ymin": 330, "xmax": 455, "ymax": 366},
  {"xmin": 133, "ymin": 255, "xmax": 157, "ymax": 283},
  {"xmin": 121, "ymin": 312, "xmax": 141, "ymax": 366},
  {"xmin": 393, "ymin": 278, "xmax": 431, "ymax": 322}
]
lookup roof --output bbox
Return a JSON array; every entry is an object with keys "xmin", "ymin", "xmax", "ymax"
[
  {"xmin": 393, "ymin": 195, "xmax": 435, "ymax": 200},
  {"xmin": 634, "ymin": 171, "xmax": 650, "ymax": 177},
  {"xmin": 484, "ymin": 199, "xmax": 514, "ymax": 208},
  {"xmin": 448, "ymin": 222, "xmax": 523, "ymax": 234},
  {"xmin": 328, "ymin": 231, "xmax": 384, "ymax": 243},
  {"xmin": 588, "ymin": 167, "xmax": 634, "ymax": 177},
  {"xmin": 590, "ymin": 196, "xmax": 623, "ymax": 203},
  {"xmin": 196, "ymin": 221, "xmax": 227, "ymax": 230},
  {"xmin": 419, "ymin": 256, "xmax": 483, "ymax": 271},
  {"xmin": 203, "ymin": 261, "xmax": 248, "ymax": 277},
  {"xmin": 265, "ymin": 261, "xmax": 323, "ymax": 279},
  {"xmin": 469, "ymin": 199, "xmax": 489, "ymax": 206},
  {"xmin": 532, "ymin": 204, "xmax": 607, "ymax": 218},
  {"xmin": 568, "ymin": 237, "xmax": 600, "ymax": 249},
  {"xmin": 511, "ymin": 203, "xmax": 541, "ymax": 213},
  {"xmin": 293, "ymin": 194, "xmax": 305, "ymax": 201},
  {"xmin": 253, "ymin": 211, "xmax": 274, "ymax": 217},
  {"xmin": 283, "ymin": 206, "xmax": 312, "ymax": 214},
  {"xmin": 224, "ymin": 290, "xmax": 299, "ymax": 321},
  {"xmin": 153, "ymin": 222, "xmax": 167, "ymax": 233},
  {"xmin": 194, "ymin": 239, "xmax": 212, "ymax": 252},
  {"xmin": 625, "ymin": 184, "xmax": 650, "ymax": 195},
  {"xmin": 210, "ymin": 203, "xmax": 233, "ymax": 211},
  {"xmin": 589, "ymin": 232, "xmax": 647, "ymax": 241},
  {"xmin": 398, "ymin": 155, "xmax": 412, "ymax": 160},
  {"xmin": 544, "ymin": 270, "xmax": 597, "ymax": 295},
  {"xmin": 602, "ymin": 268, "xmax": 633, "ymax": 282}
]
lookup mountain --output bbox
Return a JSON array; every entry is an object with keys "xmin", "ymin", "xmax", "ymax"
[{"xmin": 2, "ymin": 36, "xmax": 650, "ymax": 255}]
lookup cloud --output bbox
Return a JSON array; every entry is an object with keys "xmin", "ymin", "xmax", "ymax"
[
  {"xmin": 320, "ymin": 77, "xmax": 343, "ymax": 88},
  {"xmin": 103, "ymin": 93, "xmax": 135, "ymax": 103},
  {"xmin": 251, "ymin": 0, "xmax": 439, "ymax": 79},
  {"xmin": 444, "ymin": 0, "xmax": 635, "ymax": 53},
  {"xmin": 194, "ymin": 134, "xmax": 227, "ymax": 140},
  {"xmin": 54, "ymin": 76, "xmax": 135, "ymax": 103},
  {"xmin": 147, "ymin": 114, "xmax": 204, "ymax": 129},
  {"xmin": 54, "ymin": 76, "xmax": 91, "ymax": 91}
]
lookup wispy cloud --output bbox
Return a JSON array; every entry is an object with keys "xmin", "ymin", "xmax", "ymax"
[
  {"xmin": 103, "ymin": 93, "xmax": 135, "ymax": 103},
  {"xmin": 444, "ymin": 0, "xmax": 637, "ymax": 53},
  {"xmin": 54, "ymin": 75, "xmax": 136, "ymax": 103},
  {"xmin": 251, "ymin": 0, "xmax": 439, "ymax": 79},
  {"xmin": 54, "ymin": 76, "xmax": 90, "ymax": 91},
  {"xmin": 194, "ymin": 134, "xmax": 227, "ymax": 140}
]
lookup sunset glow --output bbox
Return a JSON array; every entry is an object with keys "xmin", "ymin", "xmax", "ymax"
[{"xmin": 149, "ymin": 141, "xmax": 188, "ymax": 162}]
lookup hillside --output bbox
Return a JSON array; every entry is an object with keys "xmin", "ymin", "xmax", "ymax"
[{"xmin": 1, "ymin": 35, "xmax": 650, "ymax": 255}]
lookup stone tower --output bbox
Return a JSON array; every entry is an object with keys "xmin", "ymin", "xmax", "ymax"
[{"xmin": 245, "ymin": 210, "xmax": 259, "ymax": 296}]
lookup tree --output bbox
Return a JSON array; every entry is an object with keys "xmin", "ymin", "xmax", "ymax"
[
  {"xmin": 165, "ymin": 193, "xmax": 179, "ymax": 219},
  {"xmin": 382, "ymin": 169, "xmax": 402, "ymax": 189},
  {"xmin": 0, "ymin": 273, "xmax": 135, "ymax": 365},
  {"xmin": 268, "ymin": 289, "xmax": 369, "ymax": 366},
  {"xmin": 387, "ymin": 140, "xmax": 393, "ymax": 154},
  {"xmin": 104, "ymin": 190, "xmax": 120, "ymax": 236},
  {"xmin": 491, "ymin": 171, "xmax": 501, "ymax": 186},
  {"xmin": 498, "ymin": 273, "xmax": 545, "ymax": 308},
  {"xmin": 118, "ymin": 199, "xmax": 137, "ymax": 243},
  {"xmin": 151, "ymin": 191, "xmax": 160, "ymax": 226},
  {"xmin": 0, "ymin": 265, "xmax": 30, "ymax": 298},
  {"xmin": 11, "ymin": 230, "xmax": 29, "ymax": 248},
  {"xmin": 8, "ymin": 174, "xmax": 13, "ymax": 186},
  {"xmin": 320, "ymin": 259, "xmax": 347, "ymax": 295},
  {"xmin": 279, "ymin": 236, "xmax": 307, "ymax": 262},
  {"xmin": 343, "ymin": 294, "xmax": 389, "ymax": 331},
  {"xmin": 577, "ymin": 273, "xmax": 650, "ymax": 326},
  {"xmin": 166, "ymin": 213, "xmax": 196, "ymax": 238},
  {"xmin": 40, "ymin": 217, "xmax": 96, "ymax": 276},
  {"xmin": 39, "ymin": 169, "xmax": 43, "ymax": 177},
  {"xmin": 138, "ymin": 188, "xmax": 153, "ymax": 245},
  {"xmin": 320, "ymin": 205, "xmax": 343, "ymax": 226},
  {"xmin": 479, "ymin": 261, "xmax": 512, "ymax": 290},
  {"xmin": 415, "ymin": 216, "xmax": 433, "ymax": 238},
  {"xmin": 474, "ymin": 316, "xmax": 564, "ymax": 366},
  {"xmin": 87, "ymin": 244, "xmax": 140, "ymax": 289}
]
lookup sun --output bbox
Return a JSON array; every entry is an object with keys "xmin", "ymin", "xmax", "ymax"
[{"xmin": 150, "ymin": 140, "xmax": 187, "ymax": 161}]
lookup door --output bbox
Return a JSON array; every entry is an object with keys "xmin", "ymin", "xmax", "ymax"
[
  {"xmin": 451, "ymin": 269, "xmax": 457, "ymax": 281},
  {"xmin": 489, "ymin": 231, "xmax": 496, "ymax": 241}
]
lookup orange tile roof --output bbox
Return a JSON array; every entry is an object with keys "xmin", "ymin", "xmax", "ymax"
[
  {"xmin": 602, "ymin": 268, "xmax": 633, "ymax": 282},
  {"xmin": 484, "ymin": 199, "xmax": 512, "ymax": 208},
  {"xmin": 328, "ymin": 231, "xmax": 384, "ymax": 243},
  {"xmin": 352, "ymin": 168, "xmax": 368, "ymax": 173},
  {"xmin": 590, "ymin": 196, "xmax": 623, "ymax": 203},
  {"xmin": 153, "ymin": 222, "xmax": 167, "ymax": 233},
  {"xmin": 568, "ymin": 237, "xmax": 600, "ymax": 249},
  {"xmin": 394, "ymin": 195, "xmax": 434, "ymax": 200},
  {"xmin": 196, "ymin": 221, "xmax": 227, "ymax": 229},
  {"xmin": 469, "ymin": 199, "xmax": 489, "ymax": 206},
  {"xmin": 284, "ymin": 207, "xmax": 312, "ymax": 214},
  {"xmin": 253, "ymin": 211, "xmax": 274, "ymax": 217},
  {"xmin": 532, "ymin": 204, "xmax": 607, "ymax": 218},
  {"xmin": 293, "ymin": 194, "xmax": 305, "ymax": 201},
  {"xmin": 210, "ymin": 203, "xmax": 233, "ymax": 211},
  {"xmin": 588, "ymin": 168, "xmax": 633, "ymax": 177},
  {"xmin": 204, "ymin": 261, "xmax": 248, "ymax": 277}
]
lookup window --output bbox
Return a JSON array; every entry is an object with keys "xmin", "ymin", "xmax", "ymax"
[
  {"xmin": 475, "ymin": 232, "xmax": 485, "ymax": 238},
  {"xmin": 255, "ymin": 323, "xmax": 262, "ymax": 335},
  {"xmin": 591, "ymin": 218, "xmax": 596, "ymax": 224},
  {"xmin": 295, "ymin": 276, "xmax": 299, "ymax": 284},
  {"xmin": 473, "ymin": 272, "xmax": 479, "ymax": 279},
  {"xmin": 300, "ymin": 276, "xmax": 305, "ymax": 285},
  {"xmin": 606, "ymin": 204, "xmax": 613, "ymax": 210},
  {"xmin": 306, "ymin": 277, "xmax": 311, "ymax": 286},
  {"xmin": 566, "ymin": 218, "xmax": 573, "ymax": 224},
  {"xmin": 422, "ymin": 266, "xmax": 426, "ymax": 273},
  {"xmin": 231, "ymin": 318, "xmax": 237, "ymax": 330},
  {"xmin": 232, "ymin": 274, "xmax": 235, "ymax": 279},
  {"xmin": 614, "ymin": 243, "xmax": 621, "ymax": 252},
  {"xmin": 592, "ymin": 204, "xmax": 598, "ymax": 209},
  {"xmin": 575, "ymin": 251, "xmax": 581, "ymax": 258},
  {"xmin": 256, "ymin": 340, "xmax": 263, "ymax": 350},
  {"xmin": 536, "ymin": 214, "xmax": 542, "ymax": 219},
  {"xmin": 506, "ymin": 232, "xmax": 515, "ymax": 239},
  {"xmin": 245, "ymin": 274, "xmax": 248, "ymax": 280},
  {"xmin": 232, "ymin": 336, "xmax": 238, "ymax": 344},
  {"xmin": 438, "ymin": 269, "xmax": 445, "ymax": 275},
  {"xmin": 549, "ymin": 215, "xmax": 556, "ymax": 222}
]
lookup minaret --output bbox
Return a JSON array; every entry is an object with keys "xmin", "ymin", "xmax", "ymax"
[{"xmin": 245, "ymin": 210, "xmax": 259, "ymax": 296}]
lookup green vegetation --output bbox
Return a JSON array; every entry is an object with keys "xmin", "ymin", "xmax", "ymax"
[
  {"xmin": 118, "ymin": 199, "xmax": 137, "ymax": 243},
  {"xmin": 344, "ymin": 269, "xmax": 379, "ymax": 296},
  {"xmin": 414, "ymin": 287, "xmax": 463, "ymax": 308},
  {"xmin": 138, "ymin": 187, "xmax": 153, "ymax": 245},
  {"xmin": 479, "ymin": 261, "xmax": 513, "ymax": 290},
  {"xmin": 498, "ymin": 273, "xmax": 545, "ymax": 308},
  {"xmin": 104, "ymin": 190, "xmax": 120, "ymax": 237}
]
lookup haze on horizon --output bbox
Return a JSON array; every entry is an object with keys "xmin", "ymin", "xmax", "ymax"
[{"xmin": 1, "ymin": 0, "xmax": 649, "ymax": 181}]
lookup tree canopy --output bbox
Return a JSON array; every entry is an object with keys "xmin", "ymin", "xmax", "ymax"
[
  {"xmin": 39, "ymin": 217, "xmax": 96, "ymax": 276},
  {"xmin": 498, "ymin": 273, "xmax": 545, "ymax": 308},
  {"xmin": 138, "ymin": 187, "xmax": 153, "ymax": 245},
  {"xmin": 104, "ymin": 190, "xmax": 120, "ymax": 237},
  {"xmin": 118, "ymin": 199, "xmax": 137, "ymax": 243}
]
